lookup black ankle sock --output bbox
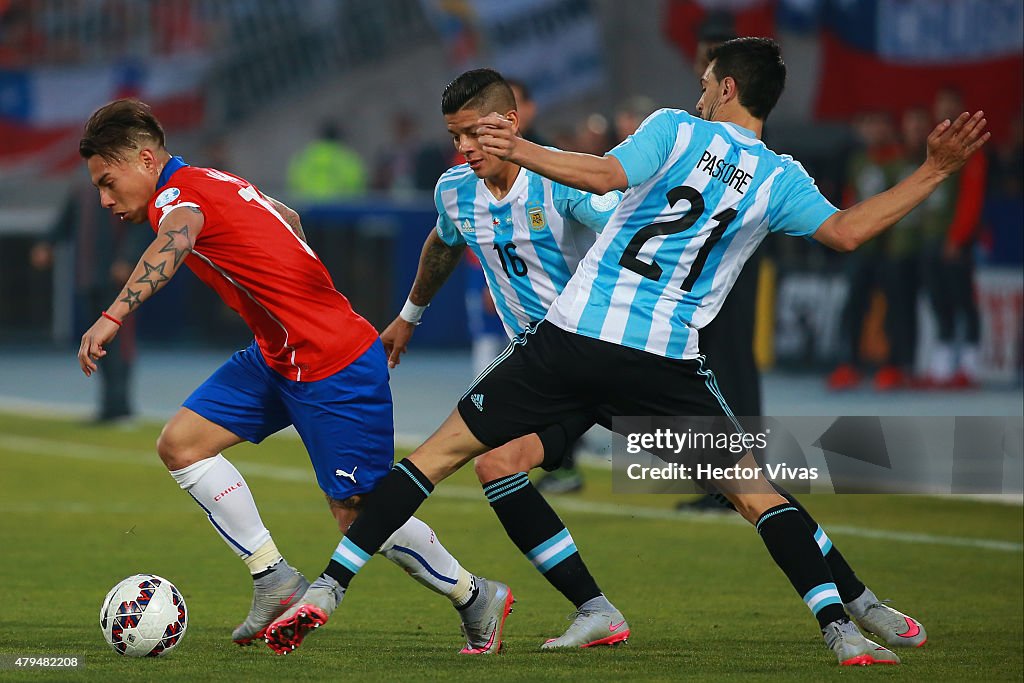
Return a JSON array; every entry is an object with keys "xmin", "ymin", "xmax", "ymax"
[
  {"xmin": 756, "ymin": 503, "xmax": 848, "ymax": 629},
  {"xmin": 772, "ymin": 487, "xmax": 867, "ymax": 603},
  {"xmin": 483, "ymin": 473, "xmax": 601, "ymax": 608}
]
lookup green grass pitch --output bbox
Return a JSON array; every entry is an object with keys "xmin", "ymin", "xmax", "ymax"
[{"xmin": 0, "ymin": 412, "xmax": 1021, "ymax": 681}]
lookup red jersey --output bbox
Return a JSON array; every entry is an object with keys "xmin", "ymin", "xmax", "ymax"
[{"xmin": 146, "ymin": 159, "xmax": 378, "ymax": 381}]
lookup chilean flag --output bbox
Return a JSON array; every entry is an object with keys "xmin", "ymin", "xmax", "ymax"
[
  {"xmin": 0, "ymin": 53, "xmax": 207, "ymax": 174},
  {"xmin": 815, "ymin": 0, "xmax": 1023, "ymax": 141}
]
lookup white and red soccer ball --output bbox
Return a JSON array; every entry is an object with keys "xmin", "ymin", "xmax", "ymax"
[{"xmin": 99, "ymin": 574, "xmax": 187, "ymax": 657}]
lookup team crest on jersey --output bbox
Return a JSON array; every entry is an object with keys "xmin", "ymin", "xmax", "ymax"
[
  {"xmin": 527, "ymin": 206, "xmax": 547, "ymax": 231},
  {"xmin": 154, "ymin": 187, "xmax": 180, "ymax": 208},
  {"xmin": 460, "ymin": 218, "xmax": 475, "ymax": 234}
]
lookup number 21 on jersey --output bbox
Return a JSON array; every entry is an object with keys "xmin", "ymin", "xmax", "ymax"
[{"xmin": 618, "ymin": 185, "xmax": 736, "ymax": 292}]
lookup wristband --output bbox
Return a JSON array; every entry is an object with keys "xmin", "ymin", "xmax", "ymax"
[
  {"xmin": 399, "ymin": 299, "xmax": 428, "ymax": 325},
  {"xmin": 101, "ymin": 311, "xmax": 123, "ymax": 326}
]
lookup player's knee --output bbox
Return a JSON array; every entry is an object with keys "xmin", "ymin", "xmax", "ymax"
[
  {"xmin": 475, "ymin": 452, "xmax": 511, "ymax": 483},
  {"xmin": 474, "ymin": 442, "xmax": 532, "ymax": 483},
  {"xmin": 156, "ymin": 423, "xmax": 200, "ymax": 470},
  {"xmin": 156, "ymin": 425, "xmax": 180, "ymax": 469}
]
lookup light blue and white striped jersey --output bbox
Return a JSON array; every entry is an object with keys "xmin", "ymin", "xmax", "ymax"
[
  {"xmin": 547, "ymin": 108, "xmax": 839, "ymax": 359},
  {"xmin": 435, "ymin": 164, "xmax": 622, "ymax": 338}
]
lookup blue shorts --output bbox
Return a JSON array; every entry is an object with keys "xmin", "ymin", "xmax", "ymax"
[{"xmin": 183, "ymin": 339, "xmax": 393, "ymax": 499}]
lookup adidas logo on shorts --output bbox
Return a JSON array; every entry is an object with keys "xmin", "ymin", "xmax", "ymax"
[{"xmin": 470, "ymin": 393, "xmax": 485, "ymax": 412}]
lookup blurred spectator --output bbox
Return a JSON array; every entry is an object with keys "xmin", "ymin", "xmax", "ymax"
[
  {"xmin": 875, "ymin": 107, "xmax": 930, "ymax": 389},
  {"xmin": 507, "ymin": 78, "xmax": 551, "ymax": 147},
  {"xmin": 575, "ymin": 112, "xmax": 611, "ymax": 155},
  {"xmin": 287, "ymin": 121, "xmax": 367, "ymax": 201},
  {"xmin": 30, "ymin": 174, "xmax": 148, "ymax": 422},
  {"xmin": 920, "ymin": 87, "xmax": 986, "ymax": 387},
  {"xmin": 152, "ymin": 0, "xmax": 207, "ymax": 55},
  {"xmin": 827, "ymin": 110, "xmax": 902, "ymax": 390},
  {"xmin": 981, "ymin": 111, "xmax": 1023, "ymax": 270},
  {"xmin": 198, "ymin": 132, "xmax": 231, "ymax": 170},
  {"xmin": 613, "ymin": 95, "xmax": 657, "ymax": 143},
  {"xmin": 0, "ymin": 0, "xmax": 45, "ymax": 66},
  {"xmin": 692, "ymin": 9, "xmax": 736, "ymax": 77},
  {"xmin": 988, "ymin": 111, "xmax": 1023, "ymax": 200},
  {"xmin": 550, "ymin": 126, "xmax": 577, "ymax": 153},
  {"xmin": 372, "ymin": 111, "xmax": 450, "ymax": 198}
]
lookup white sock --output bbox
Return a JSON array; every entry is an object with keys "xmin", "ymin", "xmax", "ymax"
[
  {"xmin": 379, "ymin": 516, "xmax": 473, "ymax": 604},
  {"xmin": 169, "ymin": 454, "xmax": 278, "ymax": 573}
]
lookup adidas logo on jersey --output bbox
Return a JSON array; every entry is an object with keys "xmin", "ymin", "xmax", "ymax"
[{"xmin": 470, "ymin": 394, "xmax": 485, "ymax": 412}]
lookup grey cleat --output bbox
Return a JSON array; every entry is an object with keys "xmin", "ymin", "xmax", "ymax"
[
  {"xmin": 822, "ymin": 619, "xmax": 901, "ymax": 666},
  {"xmin": 263, "ymin": 575, "xmax": 344, "ymax": 655},
  {"xmin": 540, "ymin": 595, "xmax": 629, "ymax": 649},
  {"xmin": 231, "ymin": 561, "xmax": 309, "ymax": 646},
  {"xmin": 854, "ymin": 601, "xmax": 927, "ymax": 648},
  {"xmin": 458, "ymin": 577, "xmax": 515, "ymax": 654}
]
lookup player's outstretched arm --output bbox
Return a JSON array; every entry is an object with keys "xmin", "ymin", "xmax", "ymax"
[
  {"xmin": 78, "ymin": 206, "xmax": 204, "ymax": 376},
  {"xmin": 477, "ymin": 113, "xmax": 628, "ymax": 195},
  {"xmin": 263, "ymin": 194, "xmax": 306, "ymax": 242},
  {"xmin": 814, "ymin": 111, "xmax": 989, "ymax": 252},
  {"xmin": 380, "ymin": 230, "xmax": 465, "ymax": 369}
]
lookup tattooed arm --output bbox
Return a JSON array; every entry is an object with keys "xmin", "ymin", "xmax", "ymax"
[
  {"xmin": 78, "ymin": 206, "xmax": 204, "ymax": 376},
  {"xmin": 263, "ymin": 194, "xmax": 306, "ymax": 242},
  {"xmin": 408, "ymin": 230, "xmax": 467, "ymax": 306},
  {"xmin": 380, "ymin": 230, "xmax": 466, "ymax": 368}
]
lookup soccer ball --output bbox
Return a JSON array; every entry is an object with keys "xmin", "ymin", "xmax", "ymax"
[{"xmin": 99, "ymin": 574, "xmax": 188, "ymax": 657}]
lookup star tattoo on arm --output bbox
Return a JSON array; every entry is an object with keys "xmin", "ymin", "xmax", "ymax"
[
  {"xmin": 136, "ymin": 260, "xmax": 170, "ymax": 293},
  {"xmin": 119, "ymin": 287, "xmax": 143, "ymax": 311},
  {"xmin": 158, "ymin": 225, "xmax": 193, "ymax": 268}
]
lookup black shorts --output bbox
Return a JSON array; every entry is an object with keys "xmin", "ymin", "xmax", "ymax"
[
  {"xmin": 536, "ymin": 414, "xmax": 594, "ymax": 471},
  {"xmin": 457, "ymin": 321, "xmax": 740, "ymax": 465}
]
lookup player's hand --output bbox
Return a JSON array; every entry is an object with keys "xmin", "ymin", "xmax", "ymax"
[
  {"xmin": 78, "ymin": 316, "xmax": 121, "ymax": 377},
  {"xmin": 477, "ymin": 113, "xmax": 518, "ymax": 161},
  {"xmin": 380, "ymin": 316, "xmax": 416, "ymax": 369},
  {"xmin": 925, "ymin": 110, "xmax": 990, "ymax": 178}
]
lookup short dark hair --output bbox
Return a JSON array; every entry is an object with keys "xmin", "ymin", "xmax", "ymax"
[
  {"xmin": 707, "ymin": 37, "xmax": 786, "ymax": 120},
  {"xmin": 441, "ymin": 68, "xmax": 517, "ymax": 116},
  {"xmin": 79, "ymin": 98, "xmax": 166, "ymax": 162}
]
